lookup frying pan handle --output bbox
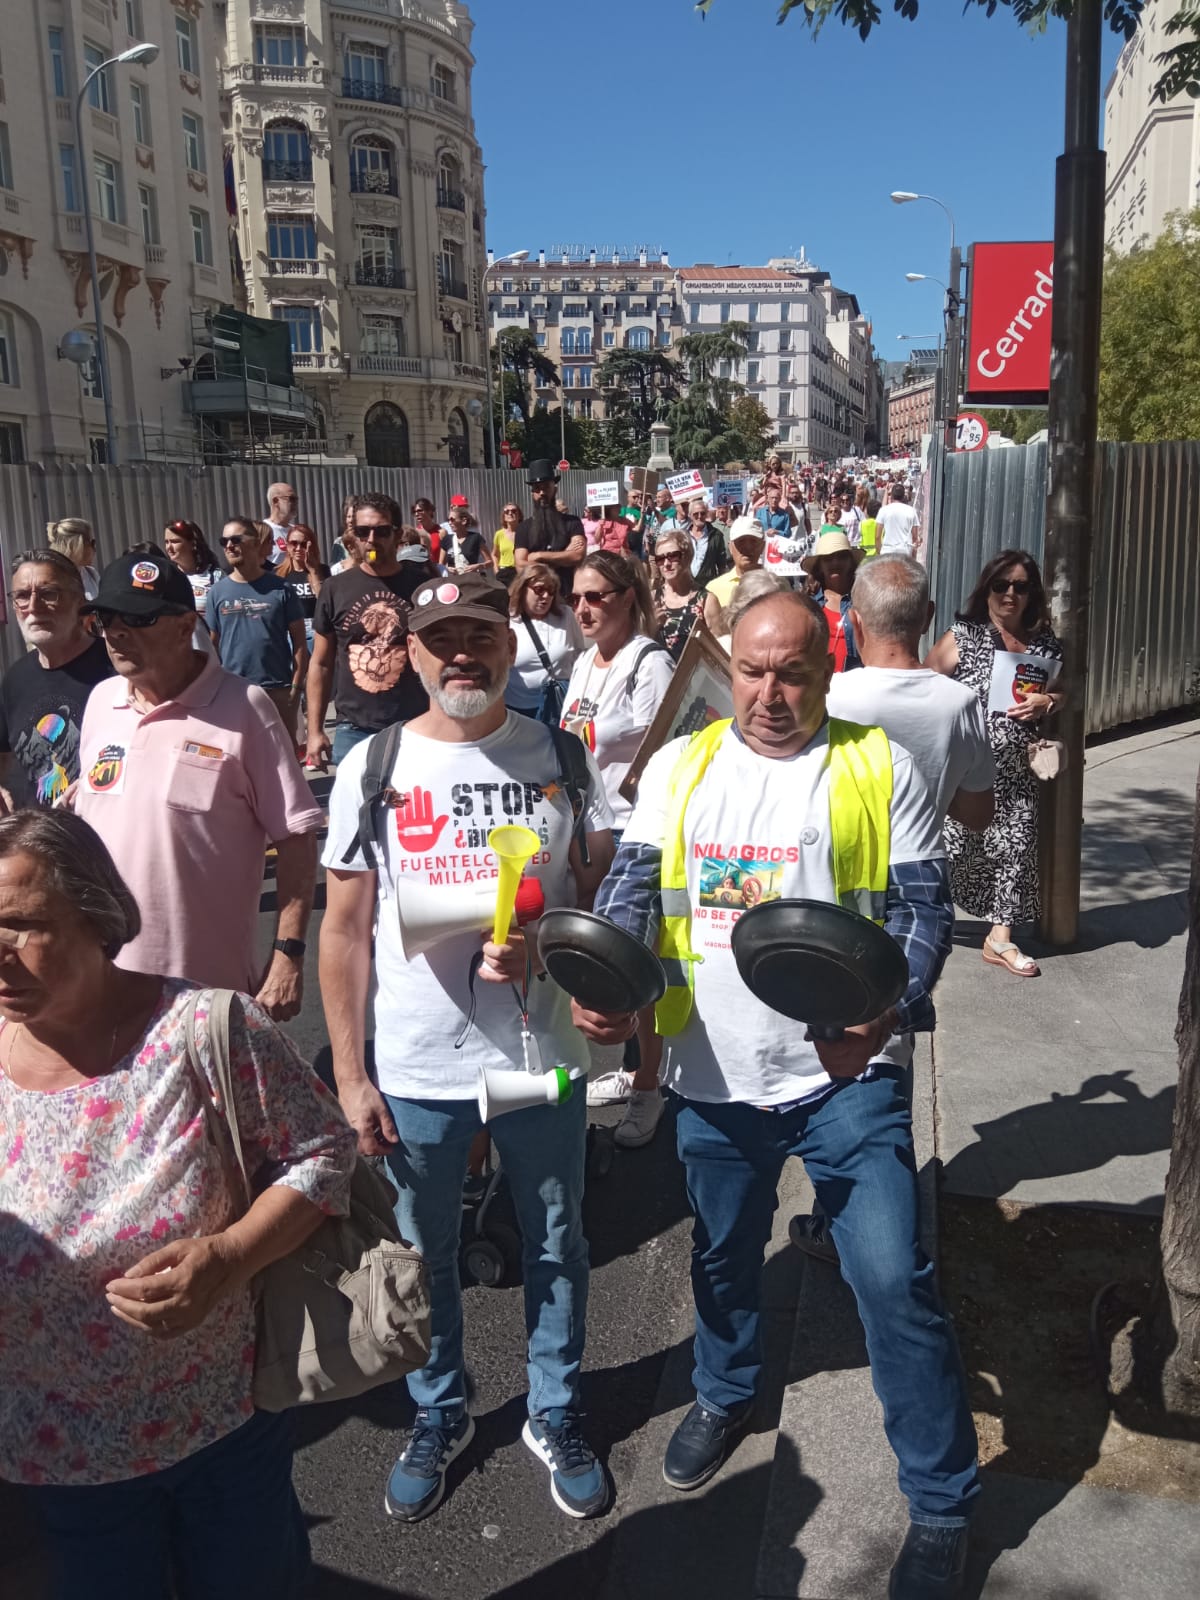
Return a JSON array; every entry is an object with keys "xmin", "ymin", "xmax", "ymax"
[{"xmin": 804, "ymin": 1024, "xmax": 846, "ymax": 1042}]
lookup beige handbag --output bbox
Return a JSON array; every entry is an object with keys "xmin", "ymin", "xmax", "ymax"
[
  {"xmin": 184, "ymin": 990, "xmax": 431, "ymax": 1411},
  {"xmin": 1027, "ymin": 736, "xmax": 1067, "ymax": 782}
]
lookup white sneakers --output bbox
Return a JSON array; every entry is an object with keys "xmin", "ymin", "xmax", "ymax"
[
  {"xmin": 614, "ymin": 1090, "xmax": 665, "ymax": 1149},
  {"xmin": 585, "ymin": 1070, "xmax": 633, "ymax": 1107}
]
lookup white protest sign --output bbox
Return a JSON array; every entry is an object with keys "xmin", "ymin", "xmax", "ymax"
[
  {"xmin": 665, "ymin": 468, "xmax": 705, "ymax": 504},
  {"xmin": 763, "ymin": 530, "xmax": 813, "ymax": 579},
  {"xmin": 585, "ymin": 480, "xmax": 620, "ymax": 507},
  {"xmin": 712, "ymin": 475, "xmax": 747, "ymax": 508},
  {"xmin": 987, "ymin": 651, "xmax": 1061, "ymax": 718}
]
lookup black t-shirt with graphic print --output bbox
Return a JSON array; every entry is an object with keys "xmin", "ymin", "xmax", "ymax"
[
  {"xmin": 312, "ymin": 566, "xmax": 429, "ymax": 732},
  {"xmin": 0, "ymin": 639, "xmax": 115, "ymax": 805}
]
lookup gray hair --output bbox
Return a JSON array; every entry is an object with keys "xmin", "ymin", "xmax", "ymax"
[
  {"xmin": 851, "ymin": 555, "xmax": 929, "ymax": 641},
  {"xmin": 722, "ymin": 571, "xmax": 794, "ymax": 636},
  {"xmin": 12, "ymin": 549, "xmax": 85, "ymax": 593},
  {"xmin": 0, "ymin": 810, "xmax": 141, "ymax": 959}
]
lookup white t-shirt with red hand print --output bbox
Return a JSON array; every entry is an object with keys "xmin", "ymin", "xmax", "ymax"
[{"xmin": 322, "ymin": 713, "xmax": 612, "ymax": 1099}]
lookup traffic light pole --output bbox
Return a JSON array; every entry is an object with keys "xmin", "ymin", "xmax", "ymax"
[{"xmin": 1038, "ymin": 0, "xmax": 1106, "ymax": 945}]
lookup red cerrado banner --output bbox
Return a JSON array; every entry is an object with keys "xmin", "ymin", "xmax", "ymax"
[{"xmin": 964, "ymin": 241, "xmax": 1054, "ymax": 407}]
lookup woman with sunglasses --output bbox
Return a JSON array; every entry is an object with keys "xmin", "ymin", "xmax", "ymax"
[
  {"xmin": 493, "ymin": 502, "xmax": 521, "ymax": 585},
  {"xmin": 651, "ymin": 528, "xmax": 705, "ymax": 662},
  {"xmin": 927, "ymin": 550, "xmax": 1064, "ymax": 979},
  {"xmin": 504, "ymin": 562, "xmax": 584, "ymax": 724}
]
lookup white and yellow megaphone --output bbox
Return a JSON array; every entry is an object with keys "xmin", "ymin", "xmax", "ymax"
[
  {"xmin": 488, "ymin": 824, "xmax": 541, "ymax": 945},
  {"xmin": 398, "ymin": 873, "xmax": 544, "ymax": 959},
  {"xmin": 478, "ymin": 1063, "xmax": 574, "ymax": 1122}
]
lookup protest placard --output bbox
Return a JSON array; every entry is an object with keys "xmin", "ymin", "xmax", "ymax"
[
  {"xmin": 712, "ymin": 476, "xmax": 746, "ymax": 509},
  {"xmin": 763, "ymin": 531, "xmax": 812, "ymax": 579},
  {"xmin": 665, "ymin": 468, "xmax": 705, "ymax": 504},
  {"xmin": 986, "ymin": 651, "xmax": 1061, "ymax": 718},
  {"xmin": 585, "ymin": 480, "xmax": 620, "ymax": 508},
  {"xmin": 624, "ymin": 466, "xmax": 659, "ymax": 498}
]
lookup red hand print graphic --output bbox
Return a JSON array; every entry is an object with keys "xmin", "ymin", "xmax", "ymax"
[{"xmin": 394, "ymin": 787, "xmax": 449, "ymax": 853}]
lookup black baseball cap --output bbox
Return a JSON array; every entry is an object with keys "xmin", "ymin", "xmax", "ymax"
[
  {"xmin": 81, "ymin": 552, "xmax": 196, "ymax": 618},
  {"xmin": 408, "ymin": 570, "xmax": 510, "ymax": 634}
]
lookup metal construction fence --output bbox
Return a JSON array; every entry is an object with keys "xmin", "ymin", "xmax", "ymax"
[{"xmin": 926, "ymin": 438, "xmax": 1200, "ymax": 735}]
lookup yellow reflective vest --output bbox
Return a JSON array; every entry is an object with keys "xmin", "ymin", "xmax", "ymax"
[{"xmin": 654, "ymin": 718, "xmax": 894, "ymax": 1037}]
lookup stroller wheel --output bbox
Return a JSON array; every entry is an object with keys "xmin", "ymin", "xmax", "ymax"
[{"xmin": 462, "ymin": 1224, "xmax": 521, "ymax": 1288}]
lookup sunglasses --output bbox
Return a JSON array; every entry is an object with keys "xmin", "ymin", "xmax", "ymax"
[
  {"xmin": 990, "ymin": 577, "xmax": 1030, "ymax": 596},
  {"xmin": 569, "ymin": 588, "xmax": 621, "ymax": 609},
  {"xmin": 356, "ymin": 524, "xmax": 396, "ymax": 537},
  {"xmin": 10, "ymin": 586, "xmax": 67, "ymax": 609},
  {"xmin": 220, "ymin": 536, "xmax": 246, "ymax": 548},
  {"xmin": 529, "ymin": 583, "xmax": 555, "ymax": 597},
  {"xmin": 89, "ymin": 610, "xmax": 161, "ymax": 633},
  {"xmin": 655, "ymin": 551, "xmax": 684, "ymax": 564},
  {"xmin": 286, "ymin": 538, "xmax": 310, "ymax": 549}
]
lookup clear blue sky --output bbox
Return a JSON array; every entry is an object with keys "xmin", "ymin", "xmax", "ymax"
[{"xmin": 470, "ymin": 1, "xmax": 1121, "ymax": 354}]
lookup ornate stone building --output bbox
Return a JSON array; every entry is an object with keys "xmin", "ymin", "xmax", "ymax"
[
  {"xmin": 221, "ymin": 0, "xmax": 488, "ymax": 466},
  {"xmin": 0, "ymin": 0, "xmax": 231, "ymax": 463}
]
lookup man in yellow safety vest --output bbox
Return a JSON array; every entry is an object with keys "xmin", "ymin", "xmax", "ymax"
[{"xmin": 580, "ymin": 589, "xmax": 979, "ymax": 1600}]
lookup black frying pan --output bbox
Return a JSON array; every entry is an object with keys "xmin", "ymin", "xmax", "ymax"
[
  {"xmin": 730, "ymin": 898, "xmax": 908, "ymax": 1040},
  {"xmin": 537, "ymin": 909, "xmax": 666, "ymax": 1014}
]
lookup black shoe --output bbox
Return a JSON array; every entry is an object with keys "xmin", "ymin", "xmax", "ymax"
[
  {"xmin": 662, "ymin": 1401, "xmax": 751, "ymax": 1491},
  {"xmin": 888, "ymin": 1521, "xmax": 969, "ymax": 1599},
  {"xmin": 787, "ymin": 1211, "xmax": 841, "ymax": 1266}
]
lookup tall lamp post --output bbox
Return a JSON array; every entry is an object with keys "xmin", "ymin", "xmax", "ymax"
[
  {"xmin": 75, "ymin": 42, "xmax": 160, "ymax": 466},
  {"xmin": 482, "ymin": 249, "xmax": 529, "ymax": 468},
  {"xmin": 891, "ymin": 192, "xmax": 961, "ymax": 451}
]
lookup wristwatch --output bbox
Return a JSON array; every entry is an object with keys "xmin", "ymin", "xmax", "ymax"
[{"xmin": 273, "ymin": 938, "xmax": 307, "ymax": 959}]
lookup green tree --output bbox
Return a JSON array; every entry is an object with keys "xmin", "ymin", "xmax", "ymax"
[
  {"xmin": 695, "ymin": 2, "xmax": 1199, "ymax": 102},
  {"xmin": 1097, "ymin": 209, "xmax": 1200, "ymax": 440},
  {"xmin": 492, "ymin": 328, "xmax": 559, "ymax": 436},
  {"xmin": 594, "ymin": 348, "xmax": 684, "ymax": 448},
  {"xmin": 978, "ymin": 406, "xmax": 1049, "ymax": 445},
  {"xmin": 727, "ymin": 394, "xmax": 777, "ymax": 460}
]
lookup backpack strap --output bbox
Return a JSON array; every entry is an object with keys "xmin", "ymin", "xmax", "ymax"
[
  {"xmin": 343, "ymin": 721, "xmax": 405, "ymax": 870},
  {"xmin": 520, "ymin": 615, "xmax": 557, "ymax": 681},
  {"xmin": 628, "ymin": 639, "xmax": 671, "ymax": 695},
  {"xmin": 549, "ymin": 724, "xmax": 591, "ymax": 868}
]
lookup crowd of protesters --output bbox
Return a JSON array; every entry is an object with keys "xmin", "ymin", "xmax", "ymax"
[{"xmin": 0, "ymin": 457, "xmax": 1064, "ymax": 1600}]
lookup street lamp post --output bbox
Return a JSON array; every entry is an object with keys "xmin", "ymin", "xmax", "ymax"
[
  {"xmin": 891, "ymin": 192, "xmax": 962, "ymax": 451},
  {"xmin": 75, "ymin": 43, "xmax": 160, "ymax": 466},
  {"xmin": 482, "ymin": 249, "xmax": 529, "ymax": 469}
]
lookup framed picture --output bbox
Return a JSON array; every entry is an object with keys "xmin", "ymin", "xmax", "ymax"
[{"xmin": 619, "ymin": 624, "xmax": 733, "ymax": 803}]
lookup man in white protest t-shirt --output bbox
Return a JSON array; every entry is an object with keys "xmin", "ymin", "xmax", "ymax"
[
  {"xmin": 263, "ymin": 480, "xmax": 299, "ymax": 564},
  {"xmin": 876, "ymin": 482, "xmax": 920, "ymax": 557},
  {"xmin": 582, "ymin": 590, "xmax": 979, "ymax": 1598},
  {"xmin": 321, "ymin": 570, "xmax": 616, "ymax": 1526}
]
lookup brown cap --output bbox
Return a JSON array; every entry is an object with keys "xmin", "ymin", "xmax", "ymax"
[{"xmin": 407, "ymin": 569, "xmax": 511, "ymax": 633}]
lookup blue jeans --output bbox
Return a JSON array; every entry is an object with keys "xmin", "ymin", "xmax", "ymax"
[
  {"xmin": 26, "ymin": 1410, "xmax": 309, "ymax": 1600},
  {"xmin": 332, "ymin": 721, "xmax": 375, "ymax": 765},
  {"xmin": 383, "ymin": 1089, "xmax": 589, "ymax": 1419},
  {"xmin": 675, "ymin": 1073, "xmax": 979, "ymax": 1523}
]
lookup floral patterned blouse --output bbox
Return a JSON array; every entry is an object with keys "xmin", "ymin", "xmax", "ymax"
[{"xmin": 0, "ymin": 980, "xmax": 356, "ymax": 1486}]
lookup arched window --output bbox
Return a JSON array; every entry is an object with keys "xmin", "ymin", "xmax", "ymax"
[
  {"xmin": 437, "ymin": 153, "xmax": 463, "ymax": 211},
  {"xmin": 625, "ymin": 326, "xmax": 651, "ymax": 350},
  {"xmin": 576, "ymin": 329, "xmax": 592, "ymax": 354},
  {"xmin": 560, "ymin": 328, "xmax": 575, "ymax": 356},
  {"xmin": 350, "ymin": 135, "xmax": 395, "ymax": 196},
  {"xmin": 364, "ymin": 402, "xmax": 410, "ymax": 468},
  {"xmin": 263, "ymin": 121, "xmax": 311, "ymax": 183},
  {"xmin": 446, "ymin": 406, "xmax": 469, "ymax": 468}
]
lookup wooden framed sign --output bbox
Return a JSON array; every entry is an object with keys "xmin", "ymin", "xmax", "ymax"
[{"xmin": 618, "ymin": 624, "xmax": 733, "ymax": 804}]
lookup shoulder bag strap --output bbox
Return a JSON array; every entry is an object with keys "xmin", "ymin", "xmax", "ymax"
[
  {"xmin": 549, "ymin": 724, "xmax": 591, "ymax": 868},
  {"xmin": 182, "ymin": 988, "xmax": 252, "ymax": 1210},
  {"xmin": 345, "ymin": 721, "xmax": 405, "ymax": 868},
  {"xmin": 520, "ymin": 615, "xmax": 557, "ymax": 680}
]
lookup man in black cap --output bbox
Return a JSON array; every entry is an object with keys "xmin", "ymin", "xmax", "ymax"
[
  {"xmin": 514, "ymin": 461, "xmax": 586, "ymax": 576},
  {"xmin": 73, "ymin": 551, "xmax": 322, "ymax": 1020},
  {"xmin": 320, "ymin": 568, "xmax": 617, "ymax": 1528}
]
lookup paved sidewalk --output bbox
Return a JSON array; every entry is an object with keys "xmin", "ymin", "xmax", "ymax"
[{"xmin": 757, "ymin": 718, "xmax": 1200, "ymax": 1598}]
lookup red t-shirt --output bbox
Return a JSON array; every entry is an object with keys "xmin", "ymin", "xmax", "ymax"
[{"xmin": 823, "ymin": 603, "xmax": 850, "ymax": 673}]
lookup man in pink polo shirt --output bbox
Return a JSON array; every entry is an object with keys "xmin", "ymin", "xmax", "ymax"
[{"xmin": 75, "ymin": 552, "xmax": 321, "ymax": 1018}]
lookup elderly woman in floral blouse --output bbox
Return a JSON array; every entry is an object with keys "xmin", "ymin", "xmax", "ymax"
[{"xmin": 0, "ymin": 809, "xmax": 356, "ymax": 1600}]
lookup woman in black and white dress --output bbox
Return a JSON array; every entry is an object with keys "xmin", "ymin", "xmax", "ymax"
[{"xmin": 927, "ymin": 549, "xmax": 1064, "ymax": 978}]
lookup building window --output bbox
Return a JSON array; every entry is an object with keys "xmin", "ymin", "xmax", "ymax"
[
  {"xmin": 779, "ymin": 360, "xmax": 791, "ymax": 383},
  {"xmin": 182, "ymin": 112, "xmax": 205, "ymax": 173},
  {"xmin": 345, "ymin": 41, "xmax": 386, "ymax": 87},
  {"xmin": 349, "ymin": 135, "xmax": 393, "ymax": 194},
  {"xmin": 778, "ymin": 393, "xmax": 791, "ymax": 417},
  {"xmin": 500, "ymin": 278, "xmax": 512, "ymax": 294},
  {"xmin": 578, "ymin": 365, "xmax": 592, "ymax": 388},
  {"xmin": 579, "ymin": 397, "xmax": 593, "ymax": 419},
  {"xmin": 355, "ymin": 225, "xmax": 399, "ymax": 284},
  {"xmin": 125, "ymin": 0, "xmax": 143, "ymax": 36},
  {"xmin": 0, "ymin": 421, "xmax": 24, "ymax": 463},
  {"xmin": 780, "ymin": 301, "xmax": 789, "ymax": 322},
  {"xmin": 746, "ymin": 360, "xmax": 760, "ymax": 384},
  {"xmin": 652, "ymin": 279, "xmax": 664, "ymax": 293},
  {"xmin": 49, "ymin": 27, "xmax": 67, "ymax": 98},
  {"xmin": 561, "ymin": 329, "xmax": 575, "ymax": 355},
  {"xmin": 438, "ymin": 237, "xmax": 465, "ymax": 298},
  {"xmin": 535, "ymin": 332, "xmax": 546, "ymax": 348},
  {"xmin": 269, "ymin": 214, "xmax": 316, "ymax": 260},
  {"xmin": 190, "ymin": 206, "xmax": 212, "ymax": 265},
  {"xmin": 437, "ymin": 154, "xmax": 463, "ymax": 209},
  {"xmin": 689, "ymin": 301, "xmax": 699, "ymax": 324},
  {"xmin": 254, "ymin": 25, "xmax": 305, "ymax": 68},
  {"xmin": 81, "ymin": 356, "xmax": 104, "ymax": 400},
  {"xmin": 0, "ymin": 313, "xmax": 17, "ymax": 386},
  {"xmin": 748, "ymin": 303, "xmax": 758, "ymax": 323},
  {"xmin": 719, "ymin": 301, "xmax": 730, "ymax": 323},
  {"xmin": 362, "ymin": 314, "xmax": 406, "ymax": 357},
  {"xmin": 626, "ymin": 327, "xmax": 651, "ymax": 350},
  {"xmin": 603, "ymin": 331, "xmax": 614, "ymax": 348},
  {"xmin": 84, "ymin": 44, "xmax": 112, "ymax": 112},
  {"xmin": 176, "ymin": 17, "xmax": 197, "ymax": 76},
  {"xmin": 779, "ymin": 329, "xmax": 791, "ymax": 352},
  {"xmin": 431, "ymin": 62, "xmax": 456, "ymax": 103},
  {"xmin": 94, "ymin": 156, "xmax": 121, "ymax": 223},
  {"xmin": 264, "ymin": 122, "xmax": 312, "ymax": 182},
  {"xmin": 777, "ymin": 423, "xmax": 792, "ymax": 441},
  {"xmin": 60, "ymin": 145, "xmax": 80, "ymax": 212},
  {"xmin": 577, "ymin": 329, "xmax": 591, "ymax": 354},
  {"xmin": 718, "ymin": 360, "xmax": 731, "ymax": 380},
  {"xmin": 274, "ymin": 303, "xmax": 322, "ymax": 353},
  {"xmin": 561, "ymin": 368, "xmax": 574, "ymax": 389},
  {"xmin": 138, "ymin": 183, "xmax": 159, "ymax": 244},
  {"xmin": 130, "ymin": 82, "xmax": 151, "ymax": 146},
  {"xmin": 0, "ymin": 126, "xmax": 11, "ymax": 191},
  {"xmin": 746, "ymin": 330, "xmax": 759, "ymax": 352}
]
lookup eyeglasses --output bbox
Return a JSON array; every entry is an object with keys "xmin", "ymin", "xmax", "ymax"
[
  {"xmin": 10, "ymin": 586, "xmax": 67, "ymax": 610},
  {"xmin": 568, "ymin": 588, "xmax": 621, "ymax": 609},
  {"xmin": 355, "ymin": 523, "xmax": 396, "ymax": 537},
  {"xmin": 990, "ymin": 577, "xmax": 1030, "ymax": 596},
  {"xmin": 528, "ymin": 583, "xmax": 555, "ymax": 597},
  {"xmin": 220, "ymin": 536, "xmax": 246, "ymax": 549},
  {"xmin": 655, "ymin": 552, "xmax": 684, "ymax": 565},
  {"xmin": 89, "ymin": 610, "xmax": 160, "ymax": 633},
  {"xmin": 503, "ymin": 508, "xmax": 521, "ymax": 517},
  {"xmin": 286, "ymin": 539, "xmax": 310, "ymax": 549}
]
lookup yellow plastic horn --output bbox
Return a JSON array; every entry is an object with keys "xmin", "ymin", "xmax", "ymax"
[{"xmin": 488, "ymin": 825, "xmax": 541, "ymax": 945}]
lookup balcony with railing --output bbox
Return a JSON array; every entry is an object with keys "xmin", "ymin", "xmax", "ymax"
[
  {"xmin": 262, "ymin": 159, "xmax": 313, "ymax": 184},
  {"xmin": 438, "ymin": 274, "xmax": 469, "ymax": 302},
  {"xmin": 267, "ymin": 257, "xmax": 322, "ymax": 277},
  {"xmin": 436, "ymin": 185, "xmax": 465, "ymax": 212},
  {"xmin": 226, "ymin": 62, "xmax": 329, "ymax": 88},
  {"xmin": 341, "ymin": 76, "xmax": 406, "ymax": 105},
  {"xmin": 353, "ymin": 264, "xmax": 408, "ymax": 289},
  {"xmin": 144, "ymin": 241, "xmax": 167, "ymax": 267},
  {"xmin": 351, "ymin": 353, "xmax": 424, "ymax": 376},
  {"xmin": 349, "ymin": 168, "xmax": 398, "ymax": 197}
]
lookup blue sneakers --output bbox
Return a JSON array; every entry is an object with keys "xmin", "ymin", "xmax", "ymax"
[
  {"xmin": 384, "ymin": 1409, "xmax": 475, "ymax": 1523},
  {"xmin": 522, "ymin": 1410, "xmax": 611, "ymax": 1519}
]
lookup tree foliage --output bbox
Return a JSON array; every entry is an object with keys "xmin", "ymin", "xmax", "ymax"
[
  {"xmin": 594, "ymin": 348, "xmax": 683, "ymax": 446},
  {"xmin": 1098, "ymin": 209, "xmax": 1200, "ymax": 441},
  {"xmin": 492, "ymin": 329, "xmax": 559, "ymax": 434},
  {"xmin": 978, "ymin": 406, "xmax": 1049, "ymax": 444},
  {"xmin": 695, "ymin": 1, "xmax": 1200, "ymax": 101}
]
